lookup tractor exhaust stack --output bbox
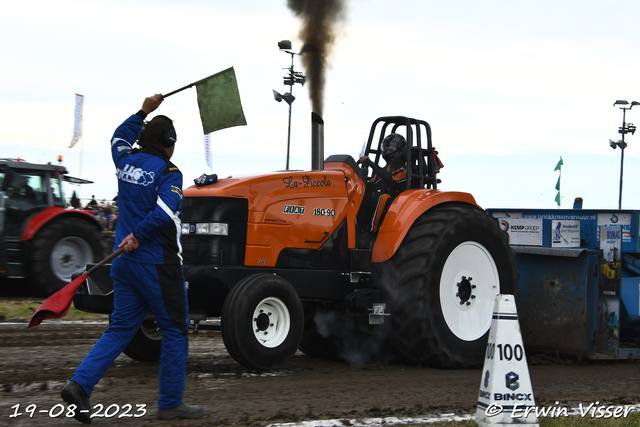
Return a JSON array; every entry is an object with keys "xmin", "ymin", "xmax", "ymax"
[{"xmin": 311, "ymin": 112, "xmax": 324, "ymax": 171}]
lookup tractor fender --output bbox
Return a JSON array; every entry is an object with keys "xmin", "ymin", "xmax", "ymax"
[
  {"xmin": 371, "ymin": 189, "xmax": 479, "ymax": 263},
  {"xmin": 21, "ymin": 207, "xmax": 101, "ymax": 241}
]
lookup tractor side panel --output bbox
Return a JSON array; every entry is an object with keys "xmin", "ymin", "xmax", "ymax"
[
  {"xmin": 372, "ymin": 190, "xmax": 479, "ymax": 263},
  {"xmin": 245, "ymin": 197, "xmax": 349, "ymax": 267}
]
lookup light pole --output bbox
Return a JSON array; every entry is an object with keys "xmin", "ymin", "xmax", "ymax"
[
  {"xmin": 610, "ymin": 100, "xmax": 639, "ymax": 209},
  {"xmin": 273, "ymin": 40, "xmax": 306, "ymax": 170}
]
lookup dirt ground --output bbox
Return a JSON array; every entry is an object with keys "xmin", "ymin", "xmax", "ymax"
[{"xmin": 0, "ymin": 317, "xmax": 639, "ymax": 427}]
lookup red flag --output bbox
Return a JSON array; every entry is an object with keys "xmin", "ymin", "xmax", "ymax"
[
  {"xmin": 28, "ymin": 272, "xmax": 88, "ymax": 328},
  {"xmin": 431, "ymin": 147, "xmax": 444, "ymax": 173},
  {"xmin": 28, "ymin": 248, "xmax": 123, "ymax": 328}
]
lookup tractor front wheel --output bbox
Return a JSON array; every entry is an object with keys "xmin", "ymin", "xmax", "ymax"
[
  {"xmin": 221, "ymin": 273, "xmax": 304, "ymax": 371},
  {"xmin": 380, "ymin": 203, "xmax": 518, "ymax": 368}
]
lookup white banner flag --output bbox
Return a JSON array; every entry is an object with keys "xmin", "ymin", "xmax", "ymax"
[
  {"xmin": 69, "ymin": 94, "xmax": 83, "ymax": 148},
  {"xmin": 203, "ymin": 133, "xmax": 212, "ymax": 168}
]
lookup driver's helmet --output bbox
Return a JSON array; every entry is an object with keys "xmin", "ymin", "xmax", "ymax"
[{"xmin": 381, "ymin": 133, "xmax": 407, "ymax": 163}]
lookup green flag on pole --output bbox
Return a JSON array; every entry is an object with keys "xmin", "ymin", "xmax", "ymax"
[
  {"xmin": 195, "ymin": 67, "xmax": 247, "ymax": 134},
  {"xmin": 554, "ymin": 157, "xmax": 563, "ymax": 171},
  {"xmin": 554, "ymin": 156, "xmax": 563, "ymax": 206}
]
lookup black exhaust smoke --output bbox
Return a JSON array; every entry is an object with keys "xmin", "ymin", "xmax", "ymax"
[{"xmin": 287, "ymin": 0, "xmax": 346, "ymax": 117}]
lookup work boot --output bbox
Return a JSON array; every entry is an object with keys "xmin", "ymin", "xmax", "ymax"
[
  {"xmin": 60, "ymin": 380, "xmax": 92, "ymax": 424},
  {"xmin": 157, "ymin": 402, "xmax": 205, "ymax": 420}
]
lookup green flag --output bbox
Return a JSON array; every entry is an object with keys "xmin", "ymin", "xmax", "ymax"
[
  {"xmin": 554, "ymin": 157, "xmax": 562, "ymax": 206},
  {"xmin": 195, "ymin": 67, "xmax": 247, "ymax": 134},
  {"xmin": 554, "ymin": 157, "xmax": 563, "ymax": 171}
]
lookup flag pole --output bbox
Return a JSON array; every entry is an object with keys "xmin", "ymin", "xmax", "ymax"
[
  {"xmin": 163, "ymin": 83, "xmax": 196, "ymax": 98},
  {"xmin": 79, "ymin": 137, "xmax": 83, "ymax": 206}
]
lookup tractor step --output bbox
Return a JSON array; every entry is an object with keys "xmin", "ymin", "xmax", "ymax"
[{"xmin": 1, "ymin": 240, "xmax": 25, "ymax": 278}]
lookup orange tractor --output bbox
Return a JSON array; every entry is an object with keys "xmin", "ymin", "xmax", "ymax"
[{"xmin": 75, "ymin": 114, "xmax": 517, "ymax": 370}]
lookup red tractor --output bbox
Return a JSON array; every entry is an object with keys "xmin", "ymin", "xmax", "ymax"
[
  {"xmin": 0, "ymin": 158, "xmax": 105, "ymax": 296},
  {"xmin": 75, "ymin": 115, "xmax": 518, "ymax": 370}
]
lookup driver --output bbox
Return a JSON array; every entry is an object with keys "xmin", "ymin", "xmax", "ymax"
[
  {"xmin": 356, "ymin": 133, "xmax": 408, "ymax": 240},
  {"xmin": 7, "ymin": 173, "xmax": 35, "ymax": 200},
  {"xmin": 358, "ymin": 133, "xmax": 408, "ymax": 194}
]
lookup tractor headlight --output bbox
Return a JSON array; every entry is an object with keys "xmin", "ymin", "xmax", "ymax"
[
  {"xmin": 196, "ymin": 223, "xmax": 209, "ymax": 234},
  {"xmin": 183, "ymin": 222, "xmax": 229, "ymax": 236},
  {"xmin": 181, "ymin": 223, "xmax": 191, "ymax": 235},
  {"xmin": 209, "ymin": 223, "xmax": 229, "ymax": 236}
]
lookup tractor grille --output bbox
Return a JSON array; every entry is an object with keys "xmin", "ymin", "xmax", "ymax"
[{"xmin": 181, "ymin": 197, "xmax": 248, "ymax": 266}]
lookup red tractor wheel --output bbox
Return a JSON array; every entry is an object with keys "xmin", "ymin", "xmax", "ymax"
[{"xmin": 29, "ymin": 218, "xmax": 104, "ymax": 296}]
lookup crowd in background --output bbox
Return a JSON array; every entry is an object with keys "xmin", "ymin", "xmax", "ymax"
[{"xmin": 69, "ymin": 194, "xmax": 118, "ymax": 232}]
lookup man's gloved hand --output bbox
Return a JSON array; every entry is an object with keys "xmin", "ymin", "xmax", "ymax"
[{"xmin": 141, "ymin": 94, "xmax": 164, "ymax": 115}]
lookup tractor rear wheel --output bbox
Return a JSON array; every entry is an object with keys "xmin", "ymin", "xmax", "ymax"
[
  {"xmin": 380, "ymin": 203, "xmax": 518, "ymax": 368},
  {"xmin": 29, "ymin": 218, "xmax": 104, "ymax": 296},
  {"xmin": 221, "ymin": 273, "xmax": 304, "ymax": 371},
  {"xmin": 122, "ymin": 319, "xmax": 162, "ymax": 363}
]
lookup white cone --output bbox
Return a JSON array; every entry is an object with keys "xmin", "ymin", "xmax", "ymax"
[{"xmin": 475, "ymin": 294, "xmax": 539, "ymax": 427}]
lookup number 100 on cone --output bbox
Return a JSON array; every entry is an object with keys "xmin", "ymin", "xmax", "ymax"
[{"xmin": 475, "ymin": 294, "xmax": 539, "ymax": 427}]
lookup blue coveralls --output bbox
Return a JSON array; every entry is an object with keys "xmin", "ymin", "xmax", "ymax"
[{"xmin": 71, "ymin": 112, "xmax": 188, "ymax": 409}]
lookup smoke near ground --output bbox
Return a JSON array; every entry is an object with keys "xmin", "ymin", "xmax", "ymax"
[
  {"xmin": 287, "ymin": 0, "xmax": 346, "ymax": 117},
  {"xmin": 312, "ymin": 309, "xmax": 393, "ymax": 367}
]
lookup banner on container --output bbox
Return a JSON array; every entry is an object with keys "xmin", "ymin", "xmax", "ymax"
[
  {"xmin": 551, "ymin": 220, "xmax": 580, "ymax": 248},
  {"xmin": 499, "ymin": 218, "xmax": 542, "ymax": 246}
]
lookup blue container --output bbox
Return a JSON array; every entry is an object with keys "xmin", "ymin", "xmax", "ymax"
[{"xmin": 487, "ymin": 208, "xmax": 640, "ymax": 359}]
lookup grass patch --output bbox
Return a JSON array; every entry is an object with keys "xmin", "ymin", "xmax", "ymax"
[{"xmin": 0, "ymin": 298, "xmax": 107, "ymax": 321}]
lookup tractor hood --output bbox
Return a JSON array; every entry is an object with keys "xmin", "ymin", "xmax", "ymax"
[{"xmin": 183, "ymin": 169, "xmax": 347, "ymax": 213}]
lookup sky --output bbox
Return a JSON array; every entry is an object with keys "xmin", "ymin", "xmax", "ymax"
[{"xmin": 2, "ymin": 0, "xmax": 640, "ymax": 210}]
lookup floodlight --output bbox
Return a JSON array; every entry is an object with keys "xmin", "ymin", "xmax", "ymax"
[
  {"xmin": 276, "ymin": 39, "xmax": 306, "ymax": 170},
  {"xmin": 295, "ymin": 74, "xmax": 306, "ymax": 86},
  {"xmin": 611, "ymin": 99, "xmax": 639, "ymax": 209},
  {"xmin": 278, "ymin": 40, "xmax": 292, "ymax": 50},
  {"xmin": 282, "ymin": 92, "xmax": 295, "ymax": 105}
]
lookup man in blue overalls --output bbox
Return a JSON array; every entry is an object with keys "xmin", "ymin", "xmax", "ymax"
[{"xmin": 61, "ymin": 94, "xmax": 204, "ymax": 423}]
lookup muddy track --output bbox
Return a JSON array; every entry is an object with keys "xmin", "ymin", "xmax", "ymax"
[{"xmin": 0, "ymin": 320, "xmax": 639, "ymax": 426}]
